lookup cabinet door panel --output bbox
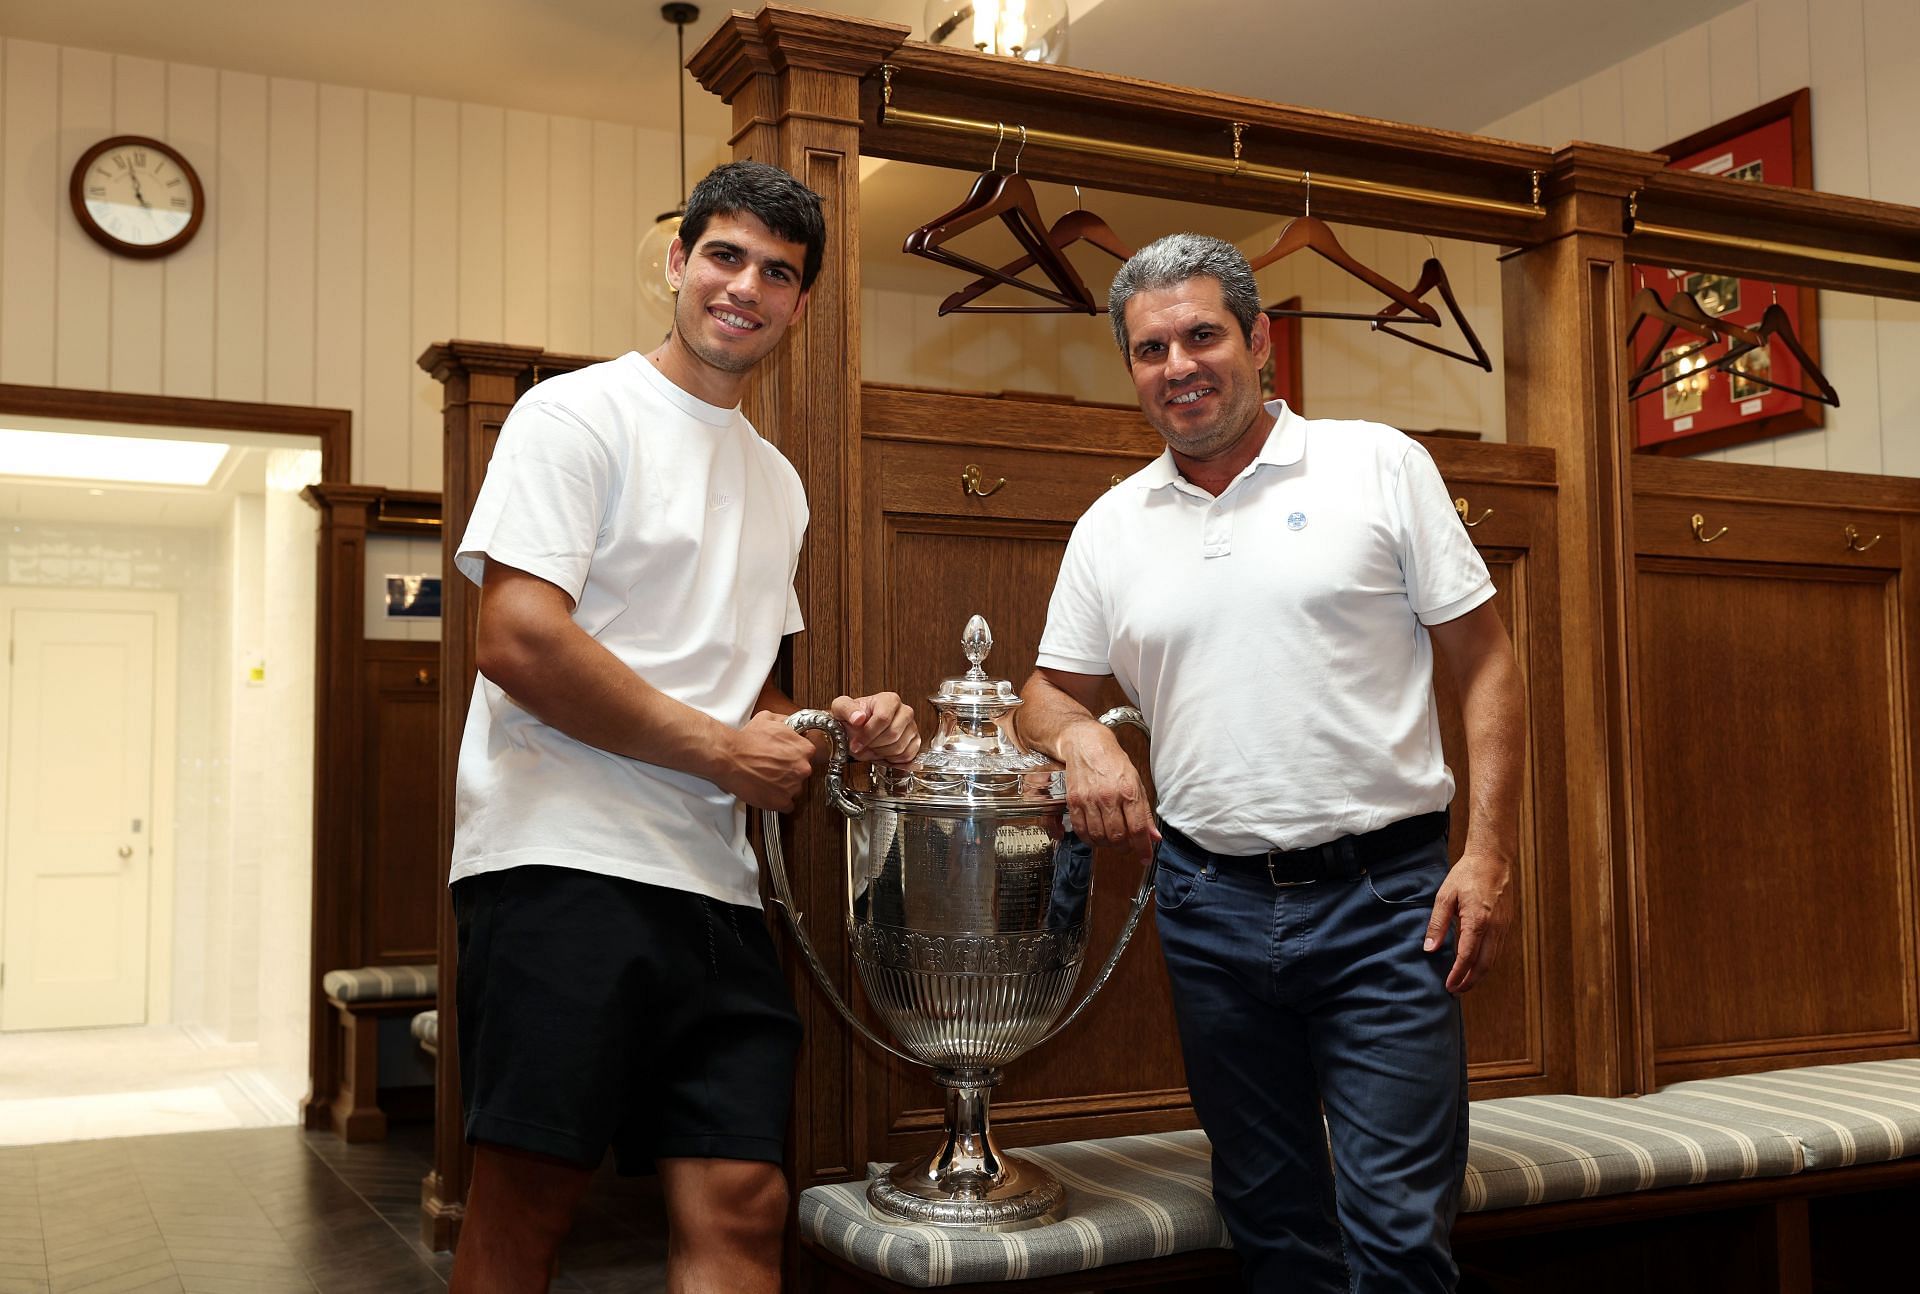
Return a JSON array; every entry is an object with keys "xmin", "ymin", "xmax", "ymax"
[
  {"xmin": 363, "ymin": 647, "xmax": 441, "ymax": 964},
  {"xmin": 1635, "ymin": 561, "xmax": 1918, "ymax": 1069}
]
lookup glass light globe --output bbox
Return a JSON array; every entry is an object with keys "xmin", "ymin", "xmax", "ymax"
[
  {"xmin": 924, "ymin": 0, "xmax": 1069, "ymax": 63},
  {"xmin": 637, "ymin": 209, "xmax": 683, "ymax": 308}
]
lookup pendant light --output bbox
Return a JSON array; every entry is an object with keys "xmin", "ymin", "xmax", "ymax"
[
  {"xmin": 637, "ymin": 3, "xmax": 700, "ymax": 307},
  {"xmin": 924, "ymin": 0, "xmax": 1070, "ymax": 63}
]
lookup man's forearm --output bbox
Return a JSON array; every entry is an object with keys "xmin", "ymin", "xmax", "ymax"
[
  {"xmin": 1017, "ymin": 669, "xmax": 1112, "ymax": 762},
  {"xmin": 1457, "ymin": 654, "xmax": 1525, "ymax": 863}
]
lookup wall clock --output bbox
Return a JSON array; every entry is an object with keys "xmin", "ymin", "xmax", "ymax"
[{"xmin": 69, "ymin": 135, "xmax": 205, "ymax": 258}]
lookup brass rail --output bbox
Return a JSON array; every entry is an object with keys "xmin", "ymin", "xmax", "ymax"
[{"xmin": 876, "ymin": 102, "xmax": 1546, "ymax": 222}]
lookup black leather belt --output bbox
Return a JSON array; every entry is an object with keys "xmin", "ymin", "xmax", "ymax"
[{"xmin": 1159, "ymin": 811, "xmax": 1449, "ymax": 887}]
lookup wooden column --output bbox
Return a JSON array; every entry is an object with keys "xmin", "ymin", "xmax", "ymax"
[
  {"xmin": 416, "ymin": 341, "xmax": 535, "ymax": 1250},
  {"xmin": 1500, "ymin": 145, "xmax": 1662, "ymax": 1096},
  {"xmin": 689, "ymin": 5, "xmax": 909, "ymax": 1190}
]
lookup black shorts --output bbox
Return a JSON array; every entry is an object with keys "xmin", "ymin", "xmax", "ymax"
[{"xmin": 453, "ymin": 865, "xmax": 802, "ymax": 1173}]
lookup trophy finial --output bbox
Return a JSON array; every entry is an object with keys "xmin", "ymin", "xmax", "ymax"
[{"xmin": 962, "ymin": 615, "xmax": 992, "ymax": 680}]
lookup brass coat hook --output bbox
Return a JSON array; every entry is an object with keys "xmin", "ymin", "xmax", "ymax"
[
  {"xmin": 1845, "ymin": 524, "xmax": 1882, "ymax": 553},
  {"xmin": 1453, "ymin": 497, "xmax": 1492, "ymax": 528},
  {"xmin": 1691, "ymin": 513, "xmax": 1728, "ymax": 543},
  {"xmin": 961, "ymin": 463, "xmax": 1006, "ymax": 497}
]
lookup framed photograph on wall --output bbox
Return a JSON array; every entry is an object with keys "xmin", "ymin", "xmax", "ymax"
[
  {"xmin": 1262, "ymin": 296, "xmax": 1305, "ymax": 412},
  {"xmin": 1631, "ymin": 88, "xmax": 1824, "ymax": 456}
]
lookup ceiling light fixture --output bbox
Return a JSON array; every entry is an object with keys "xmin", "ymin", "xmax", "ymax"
[
  {"xmin": 0, "ymin": 428, "xmax": 230, "ymax": 486},
  {"xmin": 924, "ymin": 0, "xmax": 1069, "ymax": 63},
  {"xmin": 636, "ymin": 3, "xmax": 701, "ymax": 308}
]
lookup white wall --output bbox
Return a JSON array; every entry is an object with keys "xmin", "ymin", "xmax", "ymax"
[{"xmin": 0, "ymin": 38, "xmax": 721, "ymax": 491}]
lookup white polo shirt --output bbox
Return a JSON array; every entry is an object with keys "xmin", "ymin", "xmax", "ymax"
[
  {"xmin": 450, "ymin": 352, "xmax": 808, "ymax": 907},
  {"xmin": 1035, "ymin": 400, "xmax": 1492, "ymax": 854}
]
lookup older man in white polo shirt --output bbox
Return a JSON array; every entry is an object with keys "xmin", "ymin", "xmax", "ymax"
[{"xmin": 1019, "ymin": 233, "xmax": 1524, "ymax": 1294}]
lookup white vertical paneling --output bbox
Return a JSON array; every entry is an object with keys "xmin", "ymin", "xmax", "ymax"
[
  {"xmin": 1663, "ymin": 22, "xmax": 1715, "ymax": 142},
  {"xmin": 2, "ymin": 40, "xmax": 59, "ymax": 385},
  {"xmin": 1538, "ymin": 85, "xmax": 1583, "ymax": 149},
  {"xmin": 547, "ymin": 116, "xmax": 594, "ymax": 355},
  {"xmin": 55, "ymin": 47, "xmax": 112, "ymax": 391},
  {"xmin": 108, "ymin": 55, "xmax": 166, "ymax": 393},
  {"xmin": 264, "ymin": 78, "xmax": 317, "ymax": 407},
  {"xmin": 1577, "ymin": 66, "xmax": 1627, "ymax": 147},
  {"xmin": 1876, "ymin": 300, "xmax": 1920, "ymax": 477},
  {"xmin": 161, "ymin": 62, "xmax": 217, "ymax": 397},
  {"xmin": 1620, "ymin": 45, "xmax": 1671, "ymax": 150},
  {"xmin": 1433, "ymin": 239, "xmax": 1478, "ymax": 432},
  {"xmin": 635, "ymin": 125, "xmax": 678, "ymax": 345},
  {"xmin": 1756, "ymin": 0, "xmax": 1813, "ymax": 102},
  {"xmin": 502, "ymin": 109, "xmax": 549, "ymax": 345},
  {"xmin": 590, "ymin": 120, "xmax": 635, "ymax": 358},
  {"xmin": 1862, "ymin": 0, "xmax": 1920, "ymax": 476},
  {"xmin": 314, "ymin": 85, "xmax": 365, "ymax": 473},
  {"xmin": 1381, "ymin": 231, "xmax": 1422, "ymax": 429},
  {"xmin": 1709, "ymin": 5, "xmax": 1763, "ymax": 121},
  {"xmin": 213, "ymin": 71, "xmax": 268, "ymax": 403},
  {"xmin": 1809, "ymin": 0, "xmax": 1871, "ymax": 196},
  {"xmin": 361, "ymin": 90, "xmax": 412, "ymax": 488},
  {"xmin": 457, "ymin": 103, "xmax": 504, "ymax": 342},
  {"xmin": 411, "ymin": 98, "xmax": 459, "ymax": 490},
  {"xmin": 1474, "ymin": 247, "xmax": 1505, "ymax": 441}
]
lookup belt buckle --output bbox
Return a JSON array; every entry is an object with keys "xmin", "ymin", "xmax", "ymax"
[{"xmin": 1264, "ymin": 850, "xmax": 1318, "ymax": 888}]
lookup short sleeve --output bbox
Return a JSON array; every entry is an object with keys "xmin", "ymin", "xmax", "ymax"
[
  {"xmin": 455, "ymin": 399, "xmax": 615, "ymax": 602},
  {"xmin": 1034, "ymin": 517, "xmax": 1115, "ymax": 676},
  {"xmin": 1392, "ymin": 440, "xmax": 1495, "ymax": 626}
]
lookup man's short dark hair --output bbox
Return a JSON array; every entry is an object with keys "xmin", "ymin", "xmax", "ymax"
[{"xmin": 680, "ymin": 160, "xmax": 828, "ymax": 291}]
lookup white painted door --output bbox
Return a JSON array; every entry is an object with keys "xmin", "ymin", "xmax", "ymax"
[{"xmin": 1, "ymin": 605, "xmax": 156, "ymax": 1030}]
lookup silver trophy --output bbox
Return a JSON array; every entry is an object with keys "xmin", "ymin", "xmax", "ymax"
[{"xmin": 763, "ymin": 615, "xmax": 1152, "ymax": 1230}]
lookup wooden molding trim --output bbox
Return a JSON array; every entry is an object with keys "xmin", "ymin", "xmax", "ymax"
[{"xmin": 688, "ymin": 3, "xmax": 909, "ymax": 103}]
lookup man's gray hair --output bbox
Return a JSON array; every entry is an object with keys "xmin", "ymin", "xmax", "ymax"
[{"xmin": 1108, "ymin": 232, "xmax": 1262, "ymax": 357}]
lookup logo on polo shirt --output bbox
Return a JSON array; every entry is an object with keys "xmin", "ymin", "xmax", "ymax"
[{"xmin": 1287, "ymin": 511, "xmax": 1308, "ymax": 531}]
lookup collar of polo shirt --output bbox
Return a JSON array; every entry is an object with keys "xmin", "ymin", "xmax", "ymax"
[{"xmin": 1138, "ymin": 399, "xmax": 1306, "ymax": 495}]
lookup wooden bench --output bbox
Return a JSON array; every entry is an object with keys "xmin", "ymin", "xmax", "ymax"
[
  {"xmin": 798, "ymin": 1058, "xmax": 1920, "ymax": 1292},
  {"xmin": 412, "ymin": 1007, "xmax": 439, "ymax": 1057},
  {"xmin": 320, "ymin": 963, "xmax": 436, "ymax": 1143}
]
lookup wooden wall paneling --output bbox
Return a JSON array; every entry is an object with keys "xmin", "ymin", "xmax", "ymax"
[
  {"xmin": 688, "ymin": 6, "xmax": 914, "ymax": 1194},
  {"xmin": 162, "ymin": 61, "xmax": 219, "ymax": 398},
  {"xmin": 55, "ymin": 46, "xmax": 111, "ymax": 393},
  {"xmin": 315, "ymin": 85, "xmax": 368, "ymax": 465},
  {"xmin": 502, "ymin": 110, "xmax": 550, "ymax": 346},
  {"xmin": 419, "ymin": 340, "xmax": 552, "ymax": 1249},
  {"xmin": 458, "ymin": 104, "xmax": 505, "ymax": 343},
  {"xmin": 1502, "ymin": 147, "xmax": 1662, "ymax": 1094},
  {"xmin": 109, "ymin": 54, "xmax": 166, "ymax": 395},
  {"xmin": 411, "ymin": 100, "xmax": 460, "ymax": 492},
  {"xmin": 545, "ymin": 117, "xmax": 594, "ymax": 357},
  {"xmin": 362, "ymin": 92, "xmax": 414, "ymax": 489},
  {"xmin": 214, "ymin": 71, "xmax": 268, "ymax": 403},
  {"xmin": 266, "ymin": 78, "xmax": 319, "ymax": 408},
  {"xmin": 2, "ymin": 40, "xmax": 58, "ymax": 386}
]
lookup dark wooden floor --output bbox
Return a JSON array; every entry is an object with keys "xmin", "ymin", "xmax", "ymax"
[{"xmin": 0, "ymin": 1121, "xmax": 667, "ymax": 1293}]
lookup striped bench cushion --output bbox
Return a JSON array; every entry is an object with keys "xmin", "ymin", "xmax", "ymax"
[
  {"xmin": 799, "ymin": 1130, "xmax": 1228, "ymax": 1287},
  {"xmin": 411, "ymin": 1009, "xmax": 439, "ymax": 1047},
  {"xmin": 1646, "ymin": 1058, "xmax": 1920, "ymax": 1170},
  {"xmin": 322, "ymin": 964, "xmax": 436, "ymax": 1003},
  {"xmin": 1464, "ymin": 1093, "xmax": 1803, "ymax": 1211}
]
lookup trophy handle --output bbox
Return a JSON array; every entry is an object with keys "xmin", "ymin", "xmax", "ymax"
[
  {"xmin": 759, "ymin": 710, "xmax": 925, "ymax": 1069},
  {"xmin": 1034, "ymin": 705, "xmax": 1155, "ymax": 1049}
]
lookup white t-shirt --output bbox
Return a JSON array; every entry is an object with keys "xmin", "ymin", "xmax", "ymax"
[
  {"xmin": 1036, "ymin": 401, "xmax": 1493, "ymax": 854},
  {"xmin": 450, "ymin": 352, "xmax": 808, "ymax": 907}
]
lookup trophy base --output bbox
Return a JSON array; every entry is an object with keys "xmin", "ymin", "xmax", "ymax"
[{"xmin": 868, "ymin": 1150, "xmax": 1064, "ymax": 1231}]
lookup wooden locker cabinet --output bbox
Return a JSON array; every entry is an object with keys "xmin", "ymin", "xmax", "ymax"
[{"xmin": 1628, "ymin": 457, "xmax": 1920, "ymax": 1085}]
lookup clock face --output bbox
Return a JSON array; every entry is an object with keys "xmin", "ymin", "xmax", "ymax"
[{"xmin": 70, "ymin": 136, "xmax": 204, "ymax": 258}]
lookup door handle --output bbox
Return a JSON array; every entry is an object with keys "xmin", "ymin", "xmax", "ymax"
[{"xmin": 117, "ymin": 845, "xmax": 133, "ymax": 860}]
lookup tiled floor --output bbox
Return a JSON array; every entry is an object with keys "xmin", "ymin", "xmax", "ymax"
[{"xmin": 0, "ymin": 1122, "xmax": 668, "ymax": 1293}]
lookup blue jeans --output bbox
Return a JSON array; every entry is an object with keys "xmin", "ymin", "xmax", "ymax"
[{"xmin": 1153, "ymin": 826, "xmax": 1467, "ymax": 1293}]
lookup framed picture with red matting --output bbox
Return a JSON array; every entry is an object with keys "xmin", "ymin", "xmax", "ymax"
[{"xmin": 1631, "ymin": 89, "xmax": 1823, "ymax": 456}]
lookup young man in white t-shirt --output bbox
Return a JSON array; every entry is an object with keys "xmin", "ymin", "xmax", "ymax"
[
  {"xmin": 447, "ymin": 161, "xmax": 920, "ymax": 1294},
  {"xmin": 1019, "ymin": 234, "xmax": 1526, "ymax": 1293}
]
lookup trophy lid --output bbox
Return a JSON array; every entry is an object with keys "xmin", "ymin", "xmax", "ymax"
[{"xmin": 868, "ymin": 615, "xmax": 1064, "ymax": 807}]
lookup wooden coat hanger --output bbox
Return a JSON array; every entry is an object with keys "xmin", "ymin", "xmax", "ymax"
[
  {"xmin": 1709, "ymin": 301, "xmax": 1840, "ymax": 407},
  {"xmin": 1625, "ymin": 285, "xmax": 1762, "ymax": 400},
  {"xmin": 1369, "ymin": 251, "xmax": 1492, "ymax": 371},
  {"xmin": 1253, "ymin": 172, "xmax": 1441, "ymax": 326},
  {"xmin": 903, "ymin": 126, "xmax": 1096, "ymax": 313},
  {"xmin": 938, "ymin": 191, "xmax": 1133, "ymax": 314}
]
